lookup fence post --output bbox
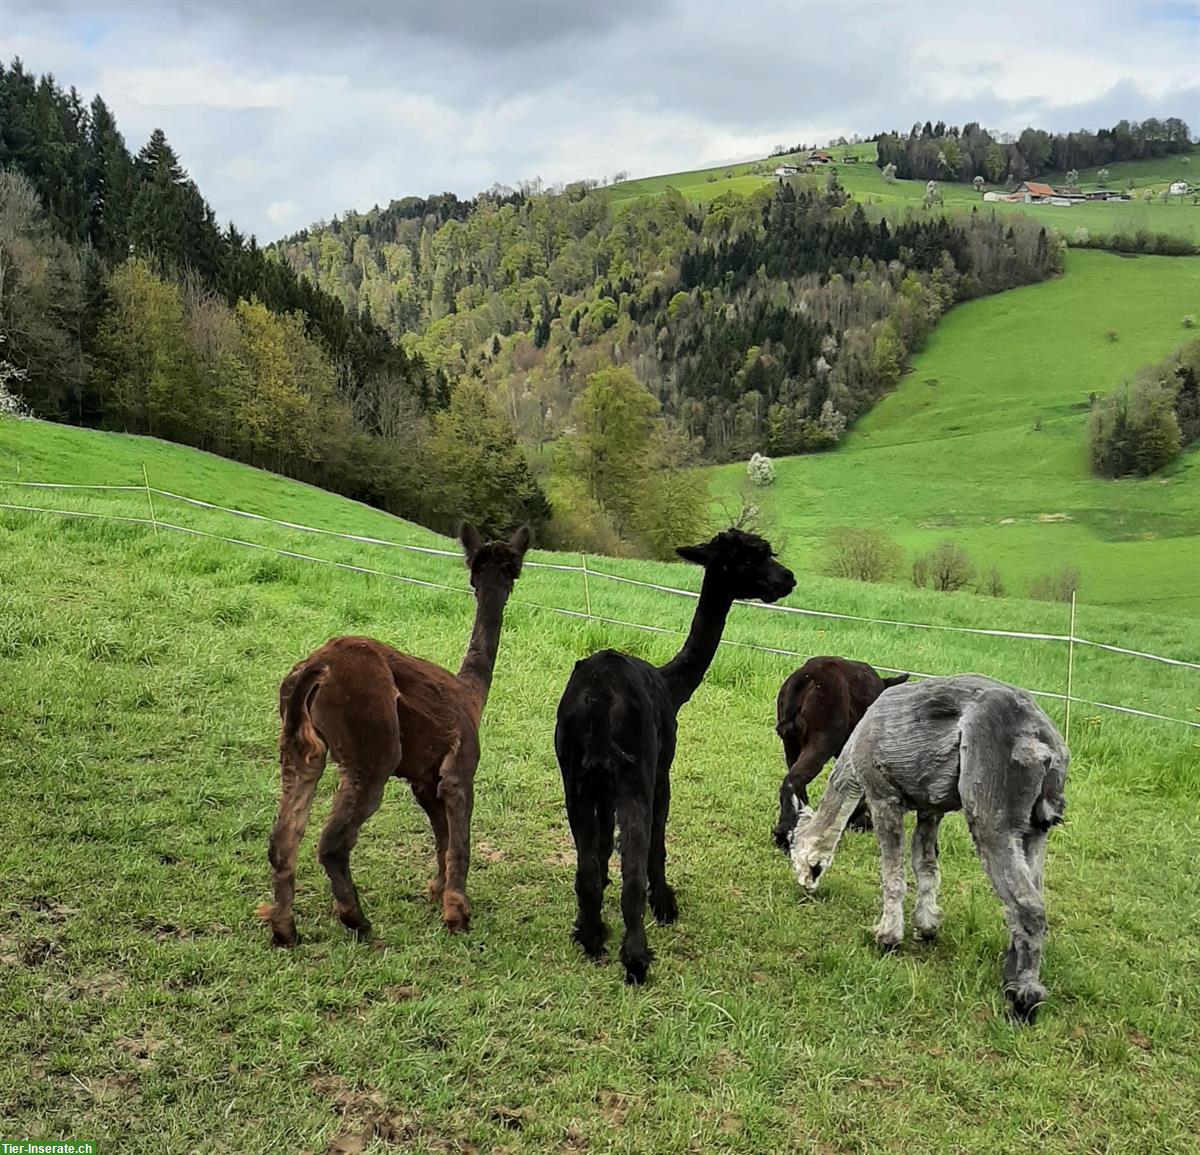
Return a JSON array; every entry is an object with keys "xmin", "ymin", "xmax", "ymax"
[
  {"xmin": 581, "ymin": 552, "xmax": 592, "ymax": 618},
  {"xmin": 142, "ymin": 462, "xmax": 158, "ymax": 538},
  {"xmin": 1064, "ymin": 590, "xmax": 1077, "ymax": 744}
]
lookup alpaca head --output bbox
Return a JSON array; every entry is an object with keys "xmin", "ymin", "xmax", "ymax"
[
  {"xmin": 459, "ymin": 523, "xmax": 531, "ymax": 597},
  {"xmin": 789, "ymin": 802, "xmax": 831, "ymax": 892},
  {"xmin": 675, "ymin": 528, "xmax": 795, "ymax": 603}
]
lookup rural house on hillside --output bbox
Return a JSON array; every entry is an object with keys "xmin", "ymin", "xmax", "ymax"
[
  {"xmin": 774, "ymin": 164, "xmax": 799, "ymax": 177},
  {"xmin": 1014, "ymin": 181, "xmax": 1056, "ymax": 203}
]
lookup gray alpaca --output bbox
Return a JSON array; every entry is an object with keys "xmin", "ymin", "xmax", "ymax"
[{"xmin": 788, "ymin": 674, "xmax": 1069, "ymax": 1022}]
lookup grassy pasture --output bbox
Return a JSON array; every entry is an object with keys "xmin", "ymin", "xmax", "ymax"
[
  {"xmin": 2, "ymin": 419, "xmax": 1199, "ymax": 1153},
  {"xmin": 708, "ymin": 249, "xmax": 1200, "ymax": 617},
  {"xmin": 609, "ymin": 143, "xmax": 1200, "ymax": 245}
]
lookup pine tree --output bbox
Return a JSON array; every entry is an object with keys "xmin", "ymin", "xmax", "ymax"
[{"xmin": 86, "ymin": 95, "xmax": 136, "ymax": 261}]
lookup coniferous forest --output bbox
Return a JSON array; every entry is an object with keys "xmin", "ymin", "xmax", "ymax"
[{"xmin": 1, "ymin": 59, "xmax": 1065, "ymax": 554}]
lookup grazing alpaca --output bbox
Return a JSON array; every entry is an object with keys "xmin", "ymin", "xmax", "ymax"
[
  {"xmin": 261, "ymin": 523, "xmax": 529, "ymax": 946},
  {"xmin": 772, "ymin": 657, "xmax": 909, "ymax": 851},
  {"xmin": 789, "ymin": 674, "xmax": 1068, "ymax": 1022},
  {"xmin": 556, "ymin": 529, "xmax": 795, "ymax": 984}
]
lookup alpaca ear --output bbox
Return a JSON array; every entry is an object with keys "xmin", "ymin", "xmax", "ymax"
[
  {"xmin": 509, "ymin": 525, "xmax": 531, "ymax": 557},
  {"xmin": 459, "ymin": 522, "xmax": 483, "ymax": 563},
  {"xmin": 676, "ymin": 542, "xmax": 712, "ymax": 566}
]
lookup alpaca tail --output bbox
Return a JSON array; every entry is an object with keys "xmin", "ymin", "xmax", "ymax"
[
  {"xmin": 1031, "ymin": 744, "xmax": 1068, "ymax": 831},
  {"xmin": 280, "ymin": 662, "xmax": 327, "ymax": 761},
  {"xmin": 881, "ymin": 673, "xmax": 910, "ymax": 688},
  {"xmin": 777, "ymin": 674, "xmax": 814, "ymax": 745}
]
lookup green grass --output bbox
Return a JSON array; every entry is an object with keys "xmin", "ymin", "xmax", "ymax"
[
  {"xmin": 2, "ymin": 418, "xmax": 1199, "ymax": 1153},
  {"xmin": 609, "ymin": 143, "xmax": 1200, "ymax": 245},
  {"xmin": 709, "ymin": 248, "xmax": 1200, "ymax": 617}
]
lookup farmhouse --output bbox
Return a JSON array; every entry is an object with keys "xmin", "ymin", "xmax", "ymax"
[
  {"xmin": 807, "ymin": 150, "xmax": 833, "ymax": 165},
  {"xmin": 840, "ymin": 154, "xmax": 859, "ymax": 163},
  {"xmin": 1014, "ymin": 181, "xmax": 1056, "ymax": 203},
  {"xmin": 1169, "ymin": 180, "xmax": 1189, "ymax": 196},
  {"xmin": 773, "ymin": 164, "xmax": 799, "ymax": 177}
]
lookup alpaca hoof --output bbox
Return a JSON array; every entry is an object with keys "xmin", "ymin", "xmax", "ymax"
[
  {"xmin": 425, "ymin": 878, "xmax": 446, "ymax": 903},
  {"xmin": 874, "ymin": 924, "xmax": 903, "ymax": 951},
  {"xmin": 271, "ymin": 924, "xmax": 298, "ymax": 948},
  {"xmin": 338, "ymin": 911, "xmax": 372, "ymax": 941},
  {"xmin": 1007, "ymin": 982, "xmax": 1048, "ymax": 1024},
  {"xmin": 651, "ymin": 887, "xmax": 678, "ymax": 925},
  {"xmin": 620, "ymin": 944, "xmax": 653, "ymax": 985},
  {"xmin": 913, "ymin": 924, "xmax": 940, "ymax": 943},
  {"xmin": 572, "ymin": 922, "xmax": 608, "ymax": 959},
  {"xmin": 442, "ymin": 892, "xmax": 471, "ymax": 933}
]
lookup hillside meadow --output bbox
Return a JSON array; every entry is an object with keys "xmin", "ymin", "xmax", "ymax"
[
  {"xmin": 609, "ymin": 143, "xmax": 1200, "ymax": 246},
  {"xmin": 2, "ymin": 419, "xmax": 1199, "ymax": 1153},
  {"xmin": 708, "ymin": 248, "xmax": 1200, "ymax": 617}
]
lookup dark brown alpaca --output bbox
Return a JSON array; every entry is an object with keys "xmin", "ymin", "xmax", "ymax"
[
  {"xmin": 772, "ymin": 656, "xmax": 909, "ymax": 851},
  {"xmin": 260, "ymin": 523, "xmax": 529, "ymax": 946}
]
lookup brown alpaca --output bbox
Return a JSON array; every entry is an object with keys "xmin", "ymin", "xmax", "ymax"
[{"xmin": 260, "ymin": 523, "xmax": 529, "ymax": 946}]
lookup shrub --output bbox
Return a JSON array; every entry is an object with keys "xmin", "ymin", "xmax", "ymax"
[
  {"xmin": 976, "ymin": 564, "xmax": 1005, "ymax": 598},
  {"xmin": 1073, "ymin": 226, "xmax": 1089, "ymax": 245},
  {"xmin": 822, "ymin": 527, "xmax": 902, "ymax": 583},
  {"xmin": 1029, "ymin": 567, "xmax": 1081, "ymax": 603},
  {"xmin": 746, "ymin": 452, "xmax": 776, "ymax": 487},
  {"xmin": 912, "ymin": 539, "xmax": 975, "ymax": 592},
  {"xmin": 1184, "ymin": 315, "xmax": 1196, "ymax": 329}
]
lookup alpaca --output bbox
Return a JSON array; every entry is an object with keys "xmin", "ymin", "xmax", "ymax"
[
  {"xmin": 555, "ymin": 529, "xmax": 795, "ymax": 984},
  {"xmin": 789, "ymin": 674, "xmax": 1068, "ymax": 1022},
  {"xmin": 772, "ymin": 657, "xmax": 909, "ymax": 851},
  {"xmin": 260, "ymin": 523, "xmax": 529, "ymax": 946}
]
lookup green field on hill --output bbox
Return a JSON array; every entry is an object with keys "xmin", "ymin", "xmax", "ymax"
[
  {"xmin": 709, "ymin": 248, "xmax": 1200, "ymax": 617},
  {"xmin": 609, "ymin": 143, "xmax": 1200, "ymax": 245},
  {"xmin": 2, "ymin": 417, "xmax": 1199, "ymax": 1153}
]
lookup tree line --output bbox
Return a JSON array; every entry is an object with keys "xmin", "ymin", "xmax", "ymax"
[{"xmin": 874, "ymin": 118, "xmax": 1192, "ymax": 185}]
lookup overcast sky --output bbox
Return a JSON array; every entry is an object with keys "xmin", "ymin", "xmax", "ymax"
[{"xmin": 4, "ymin": 0, "xmax": 1198, "ymax": 240}]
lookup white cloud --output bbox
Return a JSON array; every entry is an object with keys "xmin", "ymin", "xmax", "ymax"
[{"xmin": 1, "ymin": 0, "xmax": 1196, "ymax": 239}]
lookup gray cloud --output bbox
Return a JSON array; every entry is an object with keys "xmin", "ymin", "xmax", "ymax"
[{"xmin": 2, "ymin": 0, "xmax": 1196, "ymax": 239}]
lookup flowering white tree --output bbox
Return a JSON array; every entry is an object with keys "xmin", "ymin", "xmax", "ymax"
[
  {"xmin": 747, "ymin": 452, "xmax": 776, "ymax": 487},
  {"xmin": 972, "ymin": 175, "xmax": 985, "ymax": 193},
  {"xmin": 1073, "ymin": 226, "xmax": 1090, "ymax": 245},
  {"xmin": 0, "ymin": 335, "xmax": 31, "ymax": 420},
  {"xmin": 882, "ymin": 162, "xmax": 897, "ymax": 184},
  {"xmin": 923, "ymin": 180, "xmax": 944, "ymax": 208}
]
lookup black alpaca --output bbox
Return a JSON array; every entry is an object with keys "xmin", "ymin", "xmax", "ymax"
[{"xmin": 555, "ymin": 529, "xmax": 795, "ymax": 984}]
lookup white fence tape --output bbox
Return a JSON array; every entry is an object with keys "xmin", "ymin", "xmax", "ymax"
[{"xmin": 2, "ymin": 483, "xmax": 1198, "ymax": 732}]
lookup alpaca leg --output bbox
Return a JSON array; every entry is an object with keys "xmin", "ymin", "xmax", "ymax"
[
  {"xmin": 648, "ymin": 770, "xmax": 677, "ymax": 925},
  {"xmin": 411, "ymin": 780, "xmax": 449, "ymax": 903},
  {"xmin": 972, "ymin": 827, "xmax": 1049, "ymax": 1023},
  {"xmin": 872, "ymin": 799, "xmax": 907, "ymax": 949},
  {"xmin": 565, "ymin": 787, "xmax": 609, "ymax": 958},
  {"xmin": 1023, "ymin": 828, "xmax": 1048, "ymax": 896},
  {"xmin": 317, "ymin": 771, "xmax": 387, "ymax": 939},
  {"xmin": 439, "ymin": 765, "xmax": 475, "ymax": 933},
  {"xmin": 774, "ymin": 736, "xmax": 838, "ymax": 852},
  {"xmin": 911, "ymin": 812, "xmax": 943, "ymax": 941},
  {"xmin": 264, "ymin": 748, "xmax": 326, "ymax": 947},
  {"xmin": 615, "ymin": 794, "xmax": 653, "ymax": 984}
]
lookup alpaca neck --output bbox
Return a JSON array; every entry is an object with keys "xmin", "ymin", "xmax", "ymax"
[
  {"xmin": 796, "ymin": 762, "xmax": 865, "ymax": 863},
  {"xmin": 457, "ymin": 584, "xmax": 510, "ymax": 713},
  {"xmin": 659, "ymin": 574, "xmax": 734, "ymax": 710}
]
